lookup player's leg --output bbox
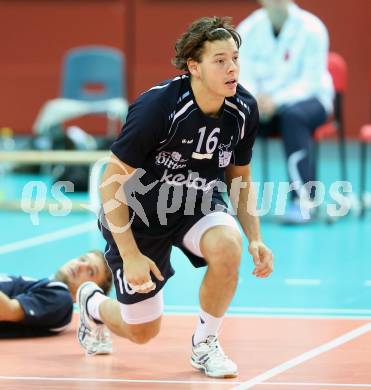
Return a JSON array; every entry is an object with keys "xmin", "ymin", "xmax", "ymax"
[
  {"xmin": 77, "ymin": 225, "xmax": 173, "ymax": 355},
  {"xmin": 98, "ymin": 290, "xmax": 163, "ymax": 344},
  {"xmin": 198, "ymin": 225, "xmax": 242, "ymax": 317},
  {"xmin": 279, "ymin": 98, "xmax": 327, "ymax": 222},
  {"xmin": 182, "ymin": 211, "xmax": 242, "ymax": 378},
  {"xmin": 77, "ymin": 281, "xmax": 163, "ymax": 355}
]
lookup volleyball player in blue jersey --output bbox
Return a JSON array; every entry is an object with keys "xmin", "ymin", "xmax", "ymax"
[
  {"xmin": 0, "ymin": 250, "xmax": 111, "ymax": 339},
  {"xmin": 77, "ymin": 16, "xmax": 273, "ymax": 378}
]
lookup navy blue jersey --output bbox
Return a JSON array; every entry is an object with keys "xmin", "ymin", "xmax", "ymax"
[
  {"xmin": 0, "ymin": 275, "xmax": 73, "ymax": 338},
  {"xmin": 110, "ymin": 75, "xmax": 258, "ymax": 232}
]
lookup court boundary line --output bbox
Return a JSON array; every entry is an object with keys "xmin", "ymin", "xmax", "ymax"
[
  {"xmin": 232, "ymin": 322, "xmax": 371, "ymax": 390},
  {"xmin": 0, "ymin": 377, "xmax": 370, "ymax": 388},
  {"xmin": 165, "ymin": 305, "xmax": 371, "ymax": 318},
  {"xmin": 164, "ymin": 311, "xmax": 371, "ymax": 320},
  {"xmin": 264, "ymin": 382, "xmax": 371, "ymax": 388},
  {"xmin": 0, "ymin": 221, "xmax": 96, "ymax": 255},
  {"xmin": 0, "ymin": 376, "xmax": 240, "ymax": 385}
]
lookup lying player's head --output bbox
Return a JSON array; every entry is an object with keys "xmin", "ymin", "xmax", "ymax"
[
  {"xmin": 55, "ymin": 250, "xmax": 112, "ymax": 300},
  {"xmin": 173, "ymin": 16, "xmax": 241, "ymax": 98}
]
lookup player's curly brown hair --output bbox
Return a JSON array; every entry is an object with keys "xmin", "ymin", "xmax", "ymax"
[{"xmin": 172, "ymin": 16, "xmax": 242, "ymax": 72}]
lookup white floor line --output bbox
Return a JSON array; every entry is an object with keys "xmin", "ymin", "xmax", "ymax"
[
  {"xmin": 163, "ymin": 311, "xmax": 371, "ymax": 320},
  {"xmin": 264, "ymin": 382, "xmax": 371, "ymax": 388},
  {"xmin": 0, "ymin": 376, "xmax": 240, "ymax": 385},
  {"xmin": 1, "ymin": 377, "xmax": 370, "ymax": 388},
  {"xmin": 0, "ymin": 221, "xmax": 96, "ymax": 255},
  {"xmin": 284, "ymin": 279, "xmax": 321, "ymax": 286},
  {"xmin": 232, "ymin": 322, "xmax": 371, "ymax": 390},
  {"xmin": 165, "ymin": 305, "xmax": 371, "ymax": 317}
]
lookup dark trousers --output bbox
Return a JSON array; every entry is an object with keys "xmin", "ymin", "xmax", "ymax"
[{"xmin": 259, "ymin": 98, "xmax": 327, "ymax": 199}]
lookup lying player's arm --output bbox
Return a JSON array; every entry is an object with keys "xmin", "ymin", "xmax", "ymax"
[
  {"xmin": 0, "ymin": 291, "xmax": 25, "ymax": 322},
  {"xmin": 100, "ymin": 154, "xmax": 163, "ymax": 292},
  {"xmin": 225, "ymin": 163, "xmax": 273, "ymax": 278}
]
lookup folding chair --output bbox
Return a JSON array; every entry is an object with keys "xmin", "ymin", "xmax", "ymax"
[
  {"xmin": 314, "ymin": 52, "xmax": 348, "ymax": 182},
  {"xmin": 358, "ymin": 66, "xmax": 371, "ymax": 218},
  {"xmin": 33, "ymin": 45, "xmax": 128, "ymax": 137},
  {"xmin": 360, "ymin": 125, "xmax": 371, "ymax": 218}
]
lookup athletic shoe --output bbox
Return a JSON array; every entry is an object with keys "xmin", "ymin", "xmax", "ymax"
[
  {"xmin": 77, "ymin": 281, "xmax": 112, "ymax": 356},
  {"xmin": 190, "ymin": 335, "xmax": 238, "ymax": 378},
  {"xmin": 281, "ymin": 201, "xmax": 313, "ymax": 224}
]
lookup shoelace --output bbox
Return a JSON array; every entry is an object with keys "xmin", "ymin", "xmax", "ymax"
[
  {"xmin": 96, "ymin": 326, "xmax": 110, "ymax": 343},
  {"xmin": 81, "ymin": 326, "xmax": 109, "ymax": 356},
  {"xmin": 204, "ymin": 337, "xmax": 230, "ymax": 364},
  {"xmin": 96, "ymin": 326, "xmax": 104, "ymax": 340}
]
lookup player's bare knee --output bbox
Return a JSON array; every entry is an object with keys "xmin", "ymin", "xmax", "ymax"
[
  {"xmin": 127, "ymin": 321, "xmax": 161, "ymax": 344},
  {"xmin": 128, "ymin": 327, "xmax": 158, "ymax": 344},
  {"xmin": 128, "ymin": 330, "xmax": 152, "ymax": 344},
  {"xmin": 216, "ymin": 258, "xmax": 240, "ymax": 282},
  {"xmin": 202, "ymin": 229, "xmax": 242, "ymax": 272}
]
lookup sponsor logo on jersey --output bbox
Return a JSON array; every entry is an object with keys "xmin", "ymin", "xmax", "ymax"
[
  {"xmin": 218, "ymin": 140, "xmax": 233, "ymax": 167},
  {"xmin": 155, "ymin": 151, "xmax": 188, "ymax": 169},
  {"xmin": 192, "ymin": 152, "xmax": 213, "ymax": 160},
  {"xmin": 160, "ymin": 169, "xmax": 217, "ymax": 192}
]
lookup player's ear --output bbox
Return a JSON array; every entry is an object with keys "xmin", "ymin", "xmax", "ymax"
[{"xmin": 187, "ymin": 59, "xmax": 200, "ymax": 78}]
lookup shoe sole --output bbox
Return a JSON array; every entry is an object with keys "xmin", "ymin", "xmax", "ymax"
[
  {"xmin": 190, "ymin": 359, "xmax": 238, "ymax": 378},
  {"xmin": 76, "ymin": 284, "xmax": 113, "ymax": 356},
  {"xmin": 76, "ymin": 285, "xmax": 85, "ymax": 346},
  {"xmin": 95, "ymin": 349, "xmax": 113, "ymax": 355},
  {"xmin": 76, "ymin": 283, "xmax": 94, "ymax": 352}
]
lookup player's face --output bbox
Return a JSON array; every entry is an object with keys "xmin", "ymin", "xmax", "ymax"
[
  {"xmin": 197, "ymin": 37, "xmax": 240, "ymax": 98},
  {"xmin": 58, "ymin": 252, "xmax": 106, "ymax": 297}
]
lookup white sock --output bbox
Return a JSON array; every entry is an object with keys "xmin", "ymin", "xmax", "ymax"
[
  {"xmin": 86, "ymin": 291, "xmax": 109, "ymax": 323},
  {"xmin": 193, "ymin": 308, "xmax": 224, "ymax": 345}
]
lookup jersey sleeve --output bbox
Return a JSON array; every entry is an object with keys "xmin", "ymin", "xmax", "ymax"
[
  {"xmin": 111, "ymin": 94, "xmax": 168, "ymax": 168},
  {"xmin": 231, "ymin": 98, "xmax": 259, "ymax": 166},
  {"xmin": 16, "ymin": 281, "xmax": 73, "ymax": 331}
]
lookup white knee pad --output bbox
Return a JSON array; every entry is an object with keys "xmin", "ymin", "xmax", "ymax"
[
  {"xmin": 183, "ymin": 212, "xmax": 241, "ymax": 258},
  {"xmin": 119, "ymin": 289, "xmax": 164, "ymax": 324}
]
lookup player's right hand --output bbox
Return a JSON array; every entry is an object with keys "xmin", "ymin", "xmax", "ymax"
[{"xmin": 123, "ymin": 253, "xmax": 164, "ymax": 294}]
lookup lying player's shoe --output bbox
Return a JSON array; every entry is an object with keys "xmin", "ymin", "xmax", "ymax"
[
  {"xmin": 77, "ymin": 281, "xmax": 112, "ymax": 356},
  {"xmin": 94, "ymin": 325, "xmax": 113, "ymax": 355},
  {"xmin": 190, "ymin": 335, "xmax": 238, "ymax": 378}
]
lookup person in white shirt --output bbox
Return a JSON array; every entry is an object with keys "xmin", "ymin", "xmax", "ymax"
[{"xmin": 237, "ymin": 0, "xmax": 334, "ymax": 223}]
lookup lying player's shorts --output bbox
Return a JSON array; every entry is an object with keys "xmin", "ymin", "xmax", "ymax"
[{"xmin": 98, "ymin": 198, "xmax": 241, "ymax": 323}]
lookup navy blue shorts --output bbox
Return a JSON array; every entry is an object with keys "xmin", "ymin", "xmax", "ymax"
[{"xmin": 98, "ymin": 197, "xmax": 229, "ymax": 305}]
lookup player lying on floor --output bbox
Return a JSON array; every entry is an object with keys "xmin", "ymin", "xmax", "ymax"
[{"xmin": 0, "ymin": 250, "xmax": 112, "ymax": 339}]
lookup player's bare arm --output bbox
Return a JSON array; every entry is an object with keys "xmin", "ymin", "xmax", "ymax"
[
  {"xmin": 0, "ymin": 292, "xmax": 25, "ymax": 322},
  {"xmin": 100, "ymin": 154, "xmax": 164, "ymax": 293},
  {"xmin": 225, "ymin": 163, "xmax": 274, "ymax": 278}
]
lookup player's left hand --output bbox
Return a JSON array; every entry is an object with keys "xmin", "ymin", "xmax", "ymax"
[
  {"xmin": 256, "ymin": 94, "xmax": 276, "ymax": 122},
  {"xmin": 248, "ymin": 240, "xmax": 274, "ymax": 278}
]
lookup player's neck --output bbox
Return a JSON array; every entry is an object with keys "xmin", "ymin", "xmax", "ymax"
[
  {"xmin": 54, "ymin": 270, "xmax": 77, "ymax": 302},
  {"xmin": 267, "ymin": 9, "xmax": 288, "ymax": 31},
  {"xmin": 190, "ymin": 77, "xmax": 224, "ymax": 118}
]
